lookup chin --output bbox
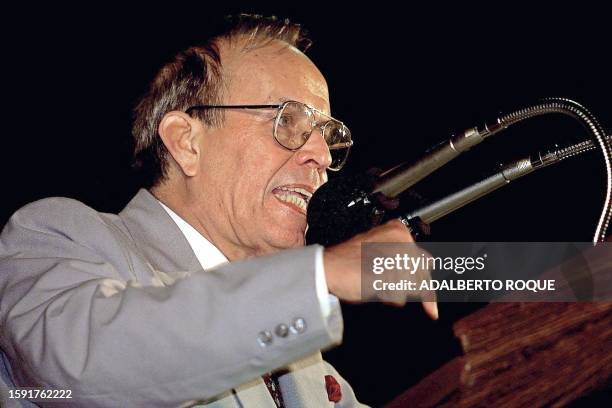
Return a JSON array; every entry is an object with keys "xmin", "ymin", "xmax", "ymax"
[
  {"xmin": 260, "ymin": 226, "xmax": 306, "ymax": 252},
  {"xmin": 261, "ymin": 205, "xmax": 307, "ymax": 249},
  {"xmin": 274, "ymin": 231, "xmax": 306, "ymax": 249}
]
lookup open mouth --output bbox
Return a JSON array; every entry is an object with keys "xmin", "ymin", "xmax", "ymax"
[{"xmin": 272, "ymin": 186, "xmax": 313, "ymax": 214}]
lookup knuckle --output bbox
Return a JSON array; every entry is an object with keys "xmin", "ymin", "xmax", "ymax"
[{"xmin": 388, "ymin": 219, "xmax": 405, "ymax": 229}]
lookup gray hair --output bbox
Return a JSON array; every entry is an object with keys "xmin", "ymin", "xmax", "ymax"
[{"xmin": 131, "ymin": 14, "xmax": 312, "ymax": 188}]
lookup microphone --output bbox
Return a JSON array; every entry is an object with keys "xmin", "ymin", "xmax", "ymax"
[
  {"xmin": 306, "ymin": 98, "xmax": 612, "ymax": 245},
  {"xmin": 305, "ymin": 169, "xmax": 429, "ymax": 247},
  {"xmin": 373, "ymin": 126, "xmax": 495, "ymax": 197},
  {"xmin": 305, "ymin": 126, "xmax": 499, "ymax": 246},
  {"xmin": 306, "ymin": 134, "xmax": 608, "ymax": 246}
]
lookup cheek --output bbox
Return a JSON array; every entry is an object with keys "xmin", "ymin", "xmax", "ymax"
[
  {"xmin": 201, "ymin": 126, "xmax": 258, "ymax": 185},
  {"xmin": 238, "ymin": 134, "xmax": 292, "ymax": 188},
  {"xmin": 224, "ymin": 144, "xmax": 277, "ymax": 215},
  {"xmin": 209, "ymin": 121, "xmax": 293, "ymax": 215}
]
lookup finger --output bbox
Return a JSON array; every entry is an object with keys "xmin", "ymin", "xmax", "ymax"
[
  {"xmin": 420, "ymin": 270, "xmax": 438, "ymax": 320},
  {"xmin": 422, "ymin": 301, "xmax": 439, "ymax": 320},
  {"xmin": 382, "ymin": 300, "xmax": 407, "ymax": 308}
]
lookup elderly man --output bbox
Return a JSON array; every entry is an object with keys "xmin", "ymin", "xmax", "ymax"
[{"xmin": 0, "ymin": 15, "xmax": 436, "ymax": 407}]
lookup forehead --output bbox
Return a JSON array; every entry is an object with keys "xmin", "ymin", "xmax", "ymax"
[{"xmin": 220, "ymin": 38, "xmax": 330, "ymax": 113}]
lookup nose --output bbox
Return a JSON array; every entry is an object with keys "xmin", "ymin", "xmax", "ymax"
[{"xmin": 294, "ymin": 127, "xmax": 332, "ymax": 171}]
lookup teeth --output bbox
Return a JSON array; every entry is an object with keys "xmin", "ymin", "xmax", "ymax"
[
  {"xmin": 276, "ymin": 186, "xmax": 312, "ymax": 200},
  {"xmin": 276, "ymin": 194, "xmax": 308, "ymax": 212},
  {"xmin": 273, "ymin": 186, "xmax": 314, "ymax": 213}
]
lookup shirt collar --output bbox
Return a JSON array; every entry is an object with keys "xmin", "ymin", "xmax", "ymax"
[{"xmin": 158, "ymin": 201, "xmax": 229, "ymax": 270}]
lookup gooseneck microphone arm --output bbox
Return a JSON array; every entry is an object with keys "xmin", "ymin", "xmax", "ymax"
[
  {"xmin": 404, "ymin": 134, "xmax": 612, "ymax": 225},
  {"xmin": 490, "ymin": 98, "xmax": 612, "ymax": 243}
]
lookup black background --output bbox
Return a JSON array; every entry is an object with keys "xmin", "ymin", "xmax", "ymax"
[{"xmin": 2, "ymin": 3, "xmax": 611, "ymax": 406}]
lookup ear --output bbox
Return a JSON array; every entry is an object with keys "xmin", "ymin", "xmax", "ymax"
[{"xmin": 158, "ymin": 111, "xmax": 201, "ymax": 177}]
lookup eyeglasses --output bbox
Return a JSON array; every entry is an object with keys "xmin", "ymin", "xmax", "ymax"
[{"xmin": 185, "ymin": 100, "xmax": 353, "ymax": 171}]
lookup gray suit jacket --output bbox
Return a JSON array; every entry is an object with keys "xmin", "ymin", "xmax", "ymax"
[{"xmin": 0, "ymin": 189, "xmax": 366, "ymax": 407}]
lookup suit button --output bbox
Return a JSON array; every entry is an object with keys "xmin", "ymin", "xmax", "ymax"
[
  {"xmin": 291, "ymin": 317, "xmax": 307, "ymax": 334},
  {"xmin": 275, "ymin": 324, "xmax": 289, "ymax": 338},
  {"xmin": 257, "ymin": 330, "xmax": 273, "ymax": 347}
]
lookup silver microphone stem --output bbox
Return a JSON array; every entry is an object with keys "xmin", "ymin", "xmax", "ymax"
[
  {"xmin": 405, "ymin": 134, "xmax": 611, "ymax": 225},
  {"xmin": 373, "ymin": 127, "xmax": 490, "ymax": 197}
]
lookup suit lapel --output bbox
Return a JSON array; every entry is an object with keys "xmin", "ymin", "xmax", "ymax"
[
  {"xmin": 188, "ymin": 377, "xmax": 276, "ymax": 407},
  {"xmin": 277, "ymin": 353, "xmax": 334, "ymax": 408},
  {"xmin": 119, "ymin": 188, "xmax": 201, "ymax": 274},
  {"xmin": 229, "ymin": 353, "xmax": 333, "ymax": 408}
]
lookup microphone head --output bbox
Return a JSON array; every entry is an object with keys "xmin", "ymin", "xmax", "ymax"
[{"xmin": 306, "ymin": 172, "xmax": 381, "ymax": 246}]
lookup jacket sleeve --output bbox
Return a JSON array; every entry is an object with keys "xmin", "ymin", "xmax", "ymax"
[{"xmin": 0, "ymin": 198, "xmax": 343, "ymax": 407}]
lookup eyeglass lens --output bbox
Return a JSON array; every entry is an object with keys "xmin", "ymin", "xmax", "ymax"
[{"xmin": 275, "ymin": 102, "xmax": 351, "ymax": 170}]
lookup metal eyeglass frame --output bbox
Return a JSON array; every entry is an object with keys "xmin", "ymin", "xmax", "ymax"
[{"xmin": 185, "ymin": 100, "xmax": 353, "ymax": 171}]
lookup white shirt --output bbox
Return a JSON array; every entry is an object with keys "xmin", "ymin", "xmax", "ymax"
[{"xmin": 159, "ymin": 201, "xmax": 334, "ymax": 318}]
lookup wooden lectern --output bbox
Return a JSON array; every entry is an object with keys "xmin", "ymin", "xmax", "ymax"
[{"xmin": 387, "ymin": 244, "xmax": 612, "ymax": 407}]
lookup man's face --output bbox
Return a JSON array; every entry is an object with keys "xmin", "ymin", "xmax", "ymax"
[{"xmin": 192, "ymin": 39, "xmax": 332, "ymax": 257}]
